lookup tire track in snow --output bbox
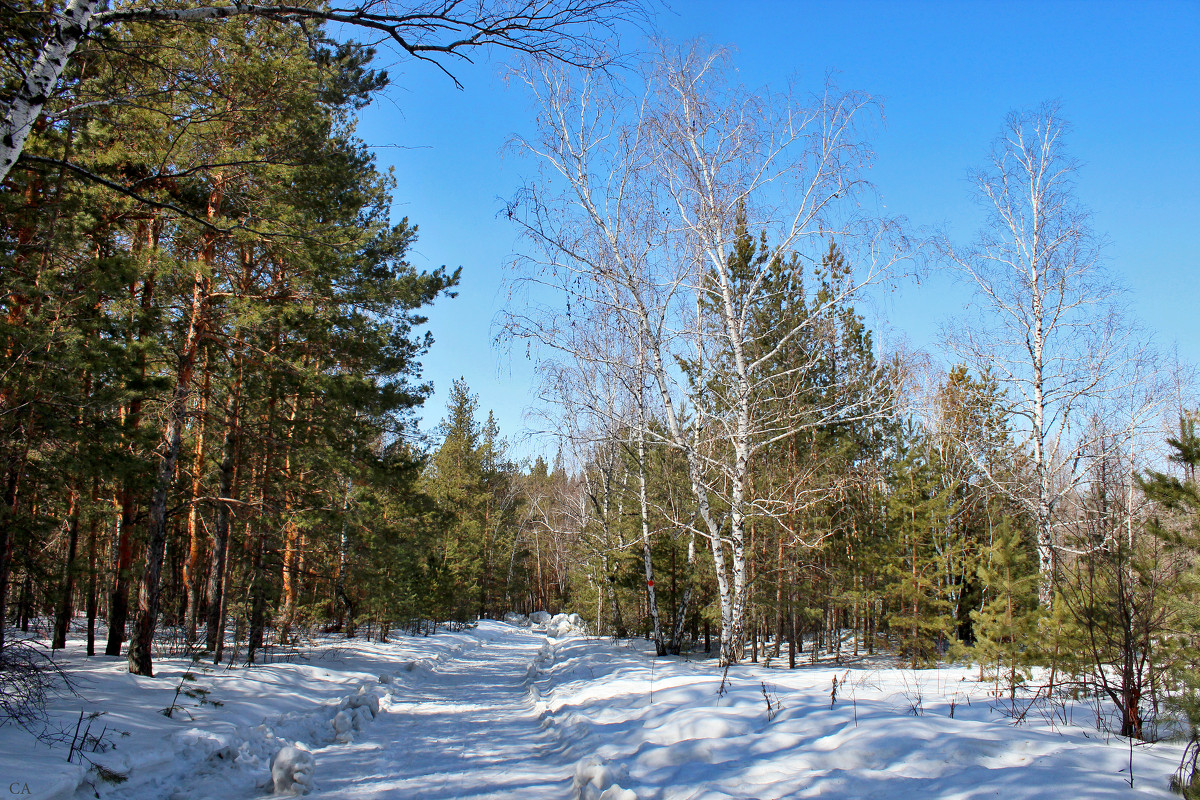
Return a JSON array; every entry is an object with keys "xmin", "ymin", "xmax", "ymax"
[
  {"xmin": 310, "ymin": 624, "xmax": 579, "ymax": 799},
  {"xmin": 522, "ymin": 636, "xmax": 640, "ymax": 800}
]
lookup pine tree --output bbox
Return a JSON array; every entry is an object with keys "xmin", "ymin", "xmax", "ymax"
[
  {"xmin": 425, "ymin": 380, "xmax": 525, "ymax": 621},
  {"xmin": 1138, "ymin": 417, "xmax": 1200, "ymax": 764},
  {"xmin": 885, "ymin": 426, "xmax": 955, "ymax": 668},
  {"xmin": 971, "ymin": 517, "xmax": 1040, "ymax": 702},
  {"xmin": 2, "ymin": 16, "xmax": 455, "ymax": 673}
]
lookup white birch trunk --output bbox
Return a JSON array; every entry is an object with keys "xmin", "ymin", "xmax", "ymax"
[
  {"xmin": 1, "ymin": 0, "xmax": 102, "ymax": 183},
  {"xmin": 510, "ymin": 48, "xmax": 892, "ymax": 666},
  {"xmin": 636, "ymin": 424, "xmax": 665, "ymax": 655}
]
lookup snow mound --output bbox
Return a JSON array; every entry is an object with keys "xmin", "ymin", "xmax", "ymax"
[
  {"xmin": 547, "ymin": 613, "xmax": 587, "ymax": 638},
  {"xmin": 330, "ymin": 686, "xmax": 381, "ymax": 742},
  {"xmin": 238, "ymin": 683, "xmax": 382, "ymax": 753},
  {"xmin": 573, "ymin": 756, "xmax": 638, "ymax": 800},
  {"xmin": 506, "ymin": 610, "xmax": 588, "ymax": 637},
  {"xmin": 187, "ymin": 682, "xmax": 384, "ymax": 796},
  {"xmin": 384, "ymin": 638, "xmax": 485, "ymax": 682},
  {"xmin": 644, "ymin": 711, "xmax": 755, "ymax": 744},
  {"xmin": 61, "ymin": 678, "xmax": 382, "ymax": 800},
  {"xmin": 270, "ymin": 745, "xmax": 314, "ymax": 795}
]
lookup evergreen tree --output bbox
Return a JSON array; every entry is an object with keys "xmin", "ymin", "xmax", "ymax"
[
  {"xmin": 1, "ymin": 16, "xmax": 455, "ymax": 673},
  {"xmin": 885, "ymin": 425, "xmax": 955, "ymax": 668},
  {"xmin": 423, "ymin": 381, "xmax": 523, "ymax": 621},
  {"xmin": 1139, "ymin": 415, "xmax": 1200, "ymax": 792},
  {"xmin": 971, "ymin": 518, "xmax": 1040, "ymax": 702}
]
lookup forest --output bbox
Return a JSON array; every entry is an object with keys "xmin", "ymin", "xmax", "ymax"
[{"xmin": 2, "ymin": 1, "xmax": 1199, "ymax": 794}]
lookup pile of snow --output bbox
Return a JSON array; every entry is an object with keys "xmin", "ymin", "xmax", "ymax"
[
  {"xmin": 527, "ymin": 636, "xmax": 1186, "ymax": 799},
  {"xmin": 108, "ymin": 679, "xmax": 385, "ymax": 798},
  {"xmin": 546, "ymin": 613, "xmax": 587, "ymax": 638},
  {"xmin": 503, "ymin": 611, "xmax": 588, "ymax": 638},
  {"xmin": 572, "ymin": 756, "xmax": 638, "ymax": 800},
  {"xmin": 331, "ymin": 686, "xmax": 380, "ymax": 743},
  {"xmin": 270, "ymin": 745, "xmax": 314, "ymax": 795}
]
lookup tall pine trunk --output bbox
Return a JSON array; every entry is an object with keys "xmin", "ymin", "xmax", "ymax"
[
  {"xmin": 127, "ymin": 270, "xmax": 206, "ymax": 675},
  {"xmin": 105, "ymin": 487, "xmax": 136, "ymax": 656},
  {"xmin": 183, "ymin": 361, "xmax": 210, "ymax": 640},
  {"xmin": 205, "ymin": 391, "xmax": 239, "ymax": 659},
  {"xmin": 51, "ymin": 490, "xmax": 81, "ymax": 648},
  {"xmin": 85, "ymin": 502, "xmax": 98, "ymax": 656},
  {"xmin": 0, "ymin": 463, "xmax": 23, "ymax": 652},
  {"xmin": 107, "ymin": 237, "xmax": 157, "ymax": 657}
]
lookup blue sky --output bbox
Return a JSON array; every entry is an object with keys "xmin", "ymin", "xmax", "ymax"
[{"xmin": 355, "ymin": 0, "xmax": 1199, "ymax": 459}]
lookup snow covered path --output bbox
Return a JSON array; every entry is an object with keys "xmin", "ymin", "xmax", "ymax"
[
  {"xmin": 1, "ymin": 620, "xmax": 1190, "ymax": 800},
  {"xmin": 312, "ymin": 626, "xmax": 572, "ymax": 799},
  {"xmin": 309, "ymin": 623, "xmax": 1186, "ymax": 800}
]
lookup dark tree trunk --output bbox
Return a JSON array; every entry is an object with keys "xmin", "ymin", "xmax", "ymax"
[
  {"xmin": 86, "ymin": 510, "xmax": 98, "ymax": 656},
  {"xmin": 17, "ymin": 572, "xmax": 32, "ymax": 632},
  {"xmin": 788, "ymin": 592, "xmax": 797, "ymax": 670},
  {"xmin": 127, "ymin": 271, "xmax": 205, "ymax": 676},
  {"xmin": 0, "ymin": 465, "xmax": 21, "ymax": 651},
  {"xmin": 127, "ymin": 383, "xmax": 188, "ymax": 676},
  {"xmin": 106, "ymin": 262, "xmax": 156, "ymax": 657},
  {"xmin": 105, "ymin": 488, "xmax": 136, "ymax": 656},
  {"xmin": 205, "ymin": 394, "xmax": 238, "ymax": 659},
  {"xmin": 246, "ymin": 531, "xmax": 267, "ymax": 664},
  {"xmin": 52, "ymin": 491, "xmax": 81, "ymax": 648}
]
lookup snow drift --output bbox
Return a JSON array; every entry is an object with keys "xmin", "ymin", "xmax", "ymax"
[{"xmin": 0, "ymin": 621, "xmax": 1187, "ymax": 800}]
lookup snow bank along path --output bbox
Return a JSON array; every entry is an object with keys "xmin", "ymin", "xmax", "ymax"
[
  {"xmin": 4, "ymin": 620, "xmax": 1187, "ymax": 799},
  {"xmin": 313, "ymin": 623, "xmax": 582, "ymax": 799}
]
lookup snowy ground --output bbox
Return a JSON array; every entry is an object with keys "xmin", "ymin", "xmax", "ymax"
[{"xmin": 1, "ymin": 620, "xmax": 1187, "ymax": 800}]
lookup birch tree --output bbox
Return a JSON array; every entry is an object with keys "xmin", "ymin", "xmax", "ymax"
[
  {"xmin": 506, "ymin": 43, "xmax": 906, "ymax": 664},
  {"xmin": 526, "ymin": 292, "xmax": 673, "ymax": 650},
  {"xmin": 943, "ymin": 104, "xmax": 1154, "ymax": 606}
]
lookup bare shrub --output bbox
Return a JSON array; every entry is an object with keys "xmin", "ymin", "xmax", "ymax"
[{"xmin": 0, "ymin": 639, "xmax": 71, "ymax": 730}]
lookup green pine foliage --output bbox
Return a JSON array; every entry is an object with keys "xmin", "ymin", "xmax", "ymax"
[
  {"xmin": 971, "ymin": 518, "xmax": 1041, "ymax": 699},
  {"xmin": 422, "ymin": 381, "xmax": 526, "ymax": 622},
  {"xmin": 885, "ymin": 426, "xmax": 956, "ymax": 668},
  {"xmin": 1140, "ymin": 418, "xmax": 1200, "ymax": 786},
  {"xmin": 0, "ymin": 17, "xmax": 456, "ymax": 667}
]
